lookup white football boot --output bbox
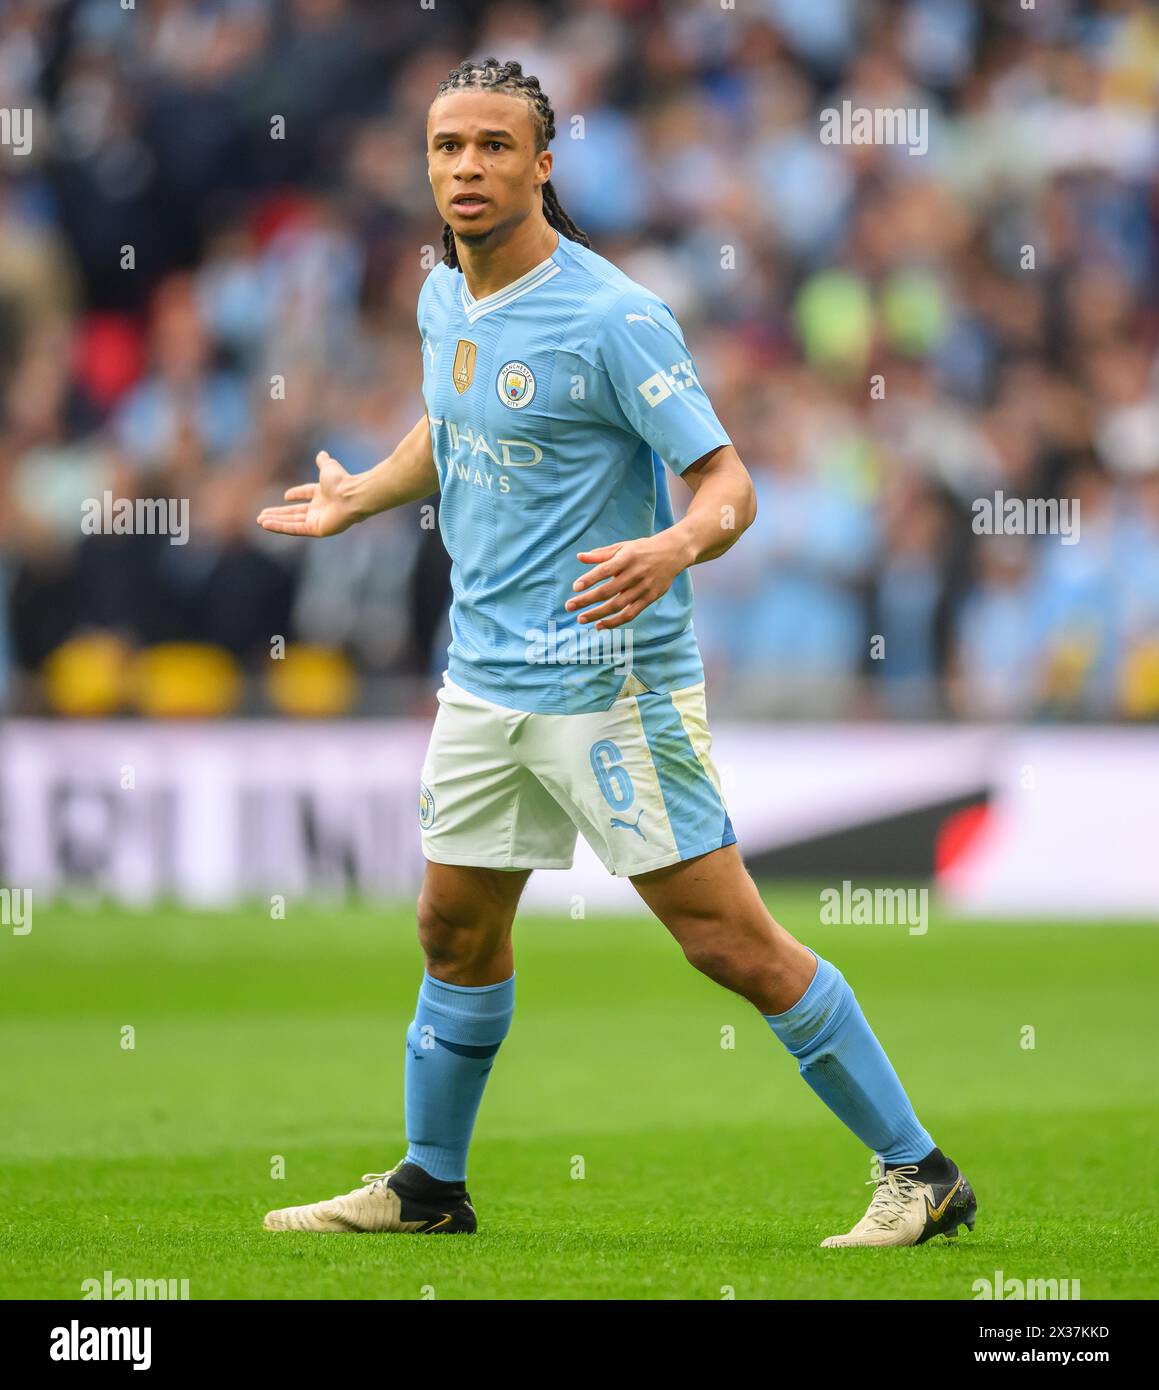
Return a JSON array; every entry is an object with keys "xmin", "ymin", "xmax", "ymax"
[
  {"xmin": 263, "ymin": 1163, "xmax": 476, "ymax": 1234},
  {"xmin": 821, "ymin": 1161, "xmax": 977, "ymax": 1247}
]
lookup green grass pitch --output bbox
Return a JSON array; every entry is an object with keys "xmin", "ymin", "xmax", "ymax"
[{"xmin": 1, "ymin": 889, "xmax": 1156, "ymax": 1300}]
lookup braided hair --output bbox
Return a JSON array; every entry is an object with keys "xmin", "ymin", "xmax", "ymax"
[{"xmin": 432, "ymin": 56, "xmax": 591, "ymax": 269}]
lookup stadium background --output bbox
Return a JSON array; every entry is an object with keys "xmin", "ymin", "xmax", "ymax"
[
  {"xmin": 0, "ymin": 0, "xmax": 1157, "ymax": 1302},
  {"xmin": 2, "ymin": 0, "xmax": 1158, "ymax": 724}
]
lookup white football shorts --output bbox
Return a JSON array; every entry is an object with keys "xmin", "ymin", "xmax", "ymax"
[{"xmin": 418, "ymin": 672, "xmax": 737, "ymax": 877}]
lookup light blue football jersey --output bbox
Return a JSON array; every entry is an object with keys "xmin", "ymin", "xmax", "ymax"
[{"xmin": 417, "ymin": 232, "xmax": 732, "ymax": 714}]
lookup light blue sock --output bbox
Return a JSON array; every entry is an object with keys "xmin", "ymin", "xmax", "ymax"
[
  {"xmin": 404, "ymin": 971, "xmax": 515, "ymax": 1182},
  {"xmin": 763, "ymin": 951, "xmax": 934, "ymax": 1165}
]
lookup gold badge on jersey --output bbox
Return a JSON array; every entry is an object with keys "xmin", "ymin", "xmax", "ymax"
[{"xmin": 452, "ymin": 339, "xmax": 477, "ymax": 394}]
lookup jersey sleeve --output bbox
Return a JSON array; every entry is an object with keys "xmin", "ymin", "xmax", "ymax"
[
  {"xmin": 590, "ymin": 291, "xmax": 732, "ymax": 474},
  {"xmin": 417, "ymin": 269, "xmax": 432, "ymax": 342}
]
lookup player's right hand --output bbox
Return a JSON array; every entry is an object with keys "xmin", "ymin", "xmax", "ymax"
[{"xmin": 256, "ymin": 452, "xmax": 361, "ymax": 538}]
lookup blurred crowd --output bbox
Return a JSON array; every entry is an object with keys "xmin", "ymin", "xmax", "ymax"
[{"xmin": 0, "ymin": 0, "xmax": 1157, "ymax": 719}]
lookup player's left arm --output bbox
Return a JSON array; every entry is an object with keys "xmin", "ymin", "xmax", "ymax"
[
  {"xmin": 567, "ymin": 292, "xmax": 758, "ymax": 630},
  {"xmin": 566, "ymin": 444, "xmax": 756, "ymax": 630}
]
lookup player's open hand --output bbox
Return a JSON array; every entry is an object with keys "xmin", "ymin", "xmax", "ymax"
[
  {"xmin": 256, "ymin": 452, "xmax": 361, "ymax": 538},
  {"xmin": 566, "ymin": 532, "xmax": 693, "ymax": 630}
]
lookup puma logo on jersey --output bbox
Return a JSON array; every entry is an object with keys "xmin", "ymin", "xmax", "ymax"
[
  {"xmin": 625, "ymin": 308, "xmax": 662, "ymax": 327},
  {"xmin": 610, "ymin": 809, "xmax": 646, "ymax": 840}
]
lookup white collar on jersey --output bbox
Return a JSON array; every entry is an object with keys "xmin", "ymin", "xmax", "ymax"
[{"xmin": 459, "ymin": 251, "xmax": 562, "ymax": 324}]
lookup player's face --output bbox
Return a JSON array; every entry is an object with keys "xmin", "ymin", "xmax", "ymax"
[{"xmin": 427, "ymin": 91, "xmax": 551, "ymax": 246}]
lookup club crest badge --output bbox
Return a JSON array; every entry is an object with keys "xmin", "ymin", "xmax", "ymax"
[
  {"xmin": 452, "ymin": 340, "xmax": 477, "ymax": 394},
  {"xmin": 497, "ymin": 360, "xmax": 536, "ymax": 409},
  {"xmin": 419, "ymin": 783, "xmax": 436, "ymax": 829}
]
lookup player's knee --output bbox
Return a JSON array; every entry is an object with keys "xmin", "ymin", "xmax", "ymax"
[
  {"xmin": 415, "ymin": 890, "xmax": 463, "ymax": 955},
  {"xmin": 680, "ymin": 936, "xmax": 748, "ymax": 987},
  {"xmin": 415, "ymin": 889, "xmax": 506, "ymax": 969},
  {"xmin": 680, "ymin": 932, "xmax": 791, "ymax": 997}
]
